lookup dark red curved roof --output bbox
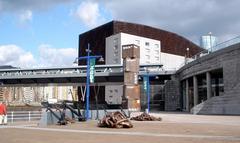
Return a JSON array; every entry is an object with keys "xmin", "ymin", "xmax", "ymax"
[{"xmin": 79, "ymin": 20, "xmax": 202, "ymax": 64}]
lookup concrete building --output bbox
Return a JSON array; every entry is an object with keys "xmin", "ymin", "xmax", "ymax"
[
  {"xmin": 177, "ymin": 42, "xmax": 240, "ymax": 115},
  {"xmin": 78, "ymin": 20, "xmax": 203, "ymax": 111},
  {"xmin": 79, "ymin": 21, "xmax": 202, "ymax": 66}
]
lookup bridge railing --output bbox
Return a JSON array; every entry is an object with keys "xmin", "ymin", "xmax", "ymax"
[{"xmin": 0, "ymin": 64, "xmax": 163, "ymax": 78}]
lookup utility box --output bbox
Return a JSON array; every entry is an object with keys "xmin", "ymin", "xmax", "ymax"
[
  {"xmin": 123, "ymin": 58, "xmax": 140, "ymax": 72},
  {"xmin": 105, "ymin": 85, "xmax": 123, "ymax": 105},
  {"xmin": 122, "ymin": 44, "xmax": 140, "ymax": 59}
]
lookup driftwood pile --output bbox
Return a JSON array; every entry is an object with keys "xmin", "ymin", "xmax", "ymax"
[
  {"xmin": 130, "ymin": 113, "xmax": 162, "ymax": 121},
  {"xmin": 98, "ymin": 111, "xmax": 133, "ymax": 128}
]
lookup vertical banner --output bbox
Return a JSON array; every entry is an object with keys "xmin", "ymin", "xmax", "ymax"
[
  {"xmin": 143, "ymin": 76, "xmax": 148, "ymax": 91},
  {"xmin": 89, "ymin": 58, "xmax": 96, "ymax": 83}
]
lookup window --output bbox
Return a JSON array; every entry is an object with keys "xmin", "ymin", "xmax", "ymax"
[
  {"xmin": 146, "ymin": 48, "xmax": 150, "ymax": 53},
  {"xmin": 154, "ymin": 44, "xmax": 159, "ymax": 49},
  {"xmin": 113, "ymin": 38, "xmax": 118, "ymax": 50},
  {"xmin": 145, "ymin": 42, "xmax": 149, "ymax": 46},
  {"xmin": 114, "ymin": 38, "xmax": 118, "ymax": 45},
  {"xmin": 135, "ymin": 40, "xmax": 140, "ymax": 46},
  {"xmin": 114, "ymin": 58, "xmax": 119, "ymax": 63},
  {"xmin": 145, "ymin": 55, "xmax": 150, "ymax": 60}
]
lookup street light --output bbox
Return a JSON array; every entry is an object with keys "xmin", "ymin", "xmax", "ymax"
[{"xmin": 74, "ymin": 43, "xmax": 103, "ymax": 120}]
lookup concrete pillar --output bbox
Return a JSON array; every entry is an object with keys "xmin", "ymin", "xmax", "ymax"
[
  {"xmin": 206, "ymin": 72, "xmax": 212, "ymax": 99},
  {"xmin": 193, "ymin": 76, "xmax": 198, "ymax": 106},
  {"xmin": 185, "ymin": 79, "xmax": 189, "ymax": 111}
]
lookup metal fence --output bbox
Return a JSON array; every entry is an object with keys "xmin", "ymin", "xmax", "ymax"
[
  {"xmin": 183, "ymin": 35, "xmax": 240, "ymax": 66},
  {"xmin": 7, "ymin": 111, "xmax": 42, "ymax": 123}
]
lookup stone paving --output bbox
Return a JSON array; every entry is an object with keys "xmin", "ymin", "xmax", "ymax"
[{"xmin": 1, "ymin": 112, "xmax": 240, "ymax": 143}]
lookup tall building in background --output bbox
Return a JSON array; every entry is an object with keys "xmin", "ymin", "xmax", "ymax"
[{"xmin": 200, "ymin": 35, "xmax": 218, "ymax": 51}]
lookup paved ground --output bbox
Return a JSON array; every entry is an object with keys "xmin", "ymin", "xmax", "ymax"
[{"xmin": 1, "ymin": 112, "xmax": 240, "ymax": 143}]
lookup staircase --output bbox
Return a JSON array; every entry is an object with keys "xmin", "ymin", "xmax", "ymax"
[{"xmin": 191, "ymin": 83, "xmax": 240, "ymax": 115}]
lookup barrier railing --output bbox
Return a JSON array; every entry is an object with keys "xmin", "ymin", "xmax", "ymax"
[
  {"xmin": 183, "ymin": 35, "xmax": 240, "ymax": 66},
  {"xmin": 7, "ymin": 111, "xmax": 42, "ymax": 123}
]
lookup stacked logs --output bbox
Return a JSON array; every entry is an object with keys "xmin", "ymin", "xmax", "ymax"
[
  {"xmin": 98, "ymin": 111, "xmax": 133, "ymax": 128},
  {"xmin": 130, "ymin": 113, "xmax": 162, "ymax": 121}
]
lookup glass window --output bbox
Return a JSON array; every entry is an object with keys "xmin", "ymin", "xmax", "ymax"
[
  {"xmin": 145, "ymin": 42, "xmax": 149, "ymax": 46},
  {"xmin": 135, "ymin": 40, "xmax": 140, "ymax": 46},
  {"xmin": 145, "ymin": 55, "xmax": 150, "ymax": 59},
  {"xmin": 146, "ymin": 48, "xmax": 150, "ymax": 53}
]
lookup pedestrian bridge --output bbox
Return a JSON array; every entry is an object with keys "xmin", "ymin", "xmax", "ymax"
[{"xmin": 0, "ymin": 64, "xmax": 175, "ymax": 86}]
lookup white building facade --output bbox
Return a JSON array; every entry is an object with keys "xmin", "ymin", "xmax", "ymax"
[{"xmin": 106, "ymin": 33, "xmax": 186, "ymax": 70}]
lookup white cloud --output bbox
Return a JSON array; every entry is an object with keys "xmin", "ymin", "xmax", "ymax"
[
  {"xmin": 0, "ymin": 45, "xmax": 36, "ymax": 68},
  {"xmin": 0, "ymin": 44, "xmax": 77, "ymax": 68},
  {"xmin": 38, "ymin": 44, "xmax": 77, "ymax": 67},
  {"xmin": 19, "ymin": 10, "xmax": 32, "ymax": 24},
  {"xmin": 73, "ymin": 1, "xmax": 105, "ymax": 28}
]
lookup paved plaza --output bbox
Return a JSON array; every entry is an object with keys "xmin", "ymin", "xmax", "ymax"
[{"xmin": 1, "ymin": 112, "xmax": 240, "ymax": 143}]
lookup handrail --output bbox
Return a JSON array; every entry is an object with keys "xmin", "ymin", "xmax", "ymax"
[
  {"xmin": 6, "ymin": 111, "xmax": 42, "ymax": 123},
  {"xmin": 183, "ymin": 35, "xmax": 240, "ymax": 66}
]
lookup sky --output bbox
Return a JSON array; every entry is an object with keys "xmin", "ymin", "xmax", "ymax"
[{"xmin": 0, "ymin": 0, "xmax": 240, "ymax": 68}]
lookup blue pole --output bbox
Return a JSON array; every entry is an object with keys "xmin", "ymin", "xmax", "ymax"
[
  {"xmin": 86, "ymin": 43, "xmax": 90, "ymax": 120},
  {"xmin": 147, "ymin": 75, "xmax": 150, "ymax": 113}
]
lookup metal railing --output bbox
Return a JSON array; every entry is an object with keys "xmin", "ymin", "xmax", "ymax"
[
  {"xmin": 7, "ymin": 111, "xmax": 42, "ymax": 123},
  {"xmin": 183, "ymin": 35, "xmax": 240, "ymax": 66},
  {"xmin": 0, "ymin": 64, "xmax": 164, "ymax": 80}
]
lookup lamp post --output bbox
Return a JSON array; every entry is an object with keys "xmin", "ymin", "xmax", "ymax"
[
  {"xmin": 142, "ymin": 70, "xmax": 158, "ymax": 113},
  {"xmin": 74, "ymin": 43, "xmax": 103, "ymax": 120}
]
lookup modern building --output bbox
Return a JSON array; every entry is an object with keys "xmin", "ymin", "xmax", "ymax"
[
  {"xmin": 78, "ymin": 20, "xmax": 203, "ymax": 111},
  {"xmin": 106, "ymin": 33, "xmax": 161, "ymax": 65},
  {"xmin": 79, "ymin": 21, "xmax": 202, "ymax": 69}
]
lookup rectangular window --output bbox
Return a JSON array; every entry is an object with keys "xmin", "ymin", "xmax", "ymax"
[
  {"xmin": 146, "ymin": 48, "xmax": 150, "ymax": 53},
  {"xmin": 113, "ymin": 38, "xmax": 118, "ymax": 50},
  {"xmin": 145, "ymin": 42, "xmax": 149, "ymax": 46},
  {"xmin": 135, "ymin": 40, "xmax": 140, "ymax": 46},
  {"xmin": 145, "ymin": 55, "xmax": 150, "ymax": 59}
]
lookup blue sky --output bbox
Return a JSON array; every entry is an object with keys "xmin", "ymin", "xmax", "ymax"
[{"xmin": 0, "ymin": 0, "xmax": 239, "ymax": 68}]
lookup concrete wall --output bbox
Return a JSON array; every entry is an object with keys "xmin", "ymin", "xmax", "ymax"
[
  {"xmin": 161, "ymin": 52, "xmax": 185, "ymax": 70},
  {"xmin": 178, "ymin": 43, "xmax": 240, "ymax": 114},
  {"xmin": 164, "ymin": 77, "xmax": 181, "ymax": 111}
]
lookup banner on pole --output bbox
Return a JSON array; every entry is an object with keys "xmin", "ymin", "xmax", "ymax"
[{"xmin": 90, "ymin": 58, "xmax": 96, "ymax": 83}]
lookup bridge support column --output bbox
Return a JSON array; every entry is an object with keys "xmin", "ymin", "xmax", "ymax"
[
  {"xmin": 206, "ymin": 72, "xmax": 212, "ymax": 99},
  {"xmin": 185, "ymin": 79, "xmax": 189, "ymax": 111},
  {"xmin": 193, "ymin": 76, "xmax": 198, "ymax": 106}
]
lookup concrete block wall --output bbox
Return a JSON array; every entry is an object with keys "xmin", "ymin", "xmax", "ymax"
[{"xmin": 164, "ymin": 79, "xmax": 180, "ymax": 111}]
